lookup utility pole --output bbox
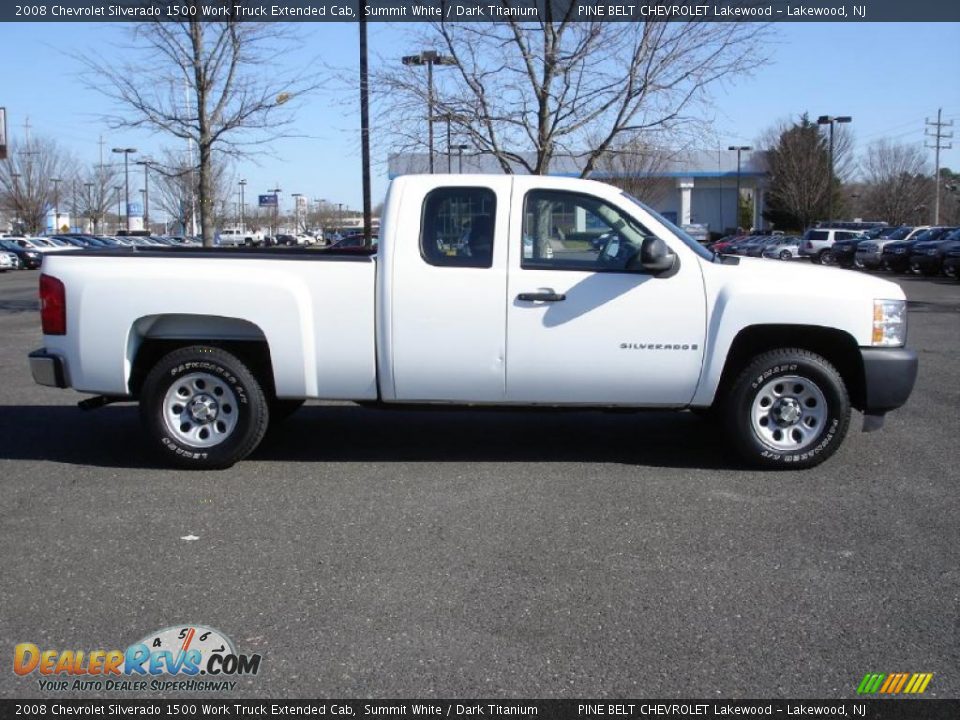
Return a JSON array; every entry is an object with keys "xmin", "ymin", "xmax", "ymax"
[
  {"xmin": 50, "ymin": 177, "xmax": 61, "ymax": 232},
  {"xmin": 239, "ymin": 179, "xmax": 247, "ymax": 232},
  {"xmin": 925, "ymin": 108, "xmax": 954, "ymax": 225}
]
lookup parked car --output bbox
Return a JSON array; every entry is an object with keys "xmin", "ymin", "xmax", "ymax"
[
  {"xmin": 709, "ymin": 235, "xmax": 745, "ymax": 254},
  {"xmin": 881, "ymin": 227, "xmax": 954, "ymax": 273},
  {"xmin": 798, "ymin": 228, "xmax": 866, "ymax": 265},
  {"xmin": 274, "ymin": 234, "xmax": 298, "ymax": 247},
  {"xmin": 907, "ymin": 227, "xmax": 960, "ymax": 276},
  {"xmin": 830, "ymin": 234, "xmax": 870, "ymax": 269},
  {"xmin": 761, "ymin": 236, "xmax": 802, "ymax": 261},
  {"xmin": 854, "ymin": 226, "xmax": 923, "ymax": 269},
  {"xmin": 30, "ymin": 174, "xmax": 917, "ymax": 471},
  {"xmin": 942, "ymin": 242, "xmax": 960, "ymax": 279},
  {"xmin": 0, "ymin": 239, "xmax": 43, "ymax": 269},
  {"xmin": 0, "ymin": 252, "xmax": 16, "ymax": 271}
]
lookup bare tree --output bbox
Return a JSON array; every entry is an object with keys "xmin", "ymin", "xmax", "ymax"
[
  {"xmin": 80, "ymin": 3, "xmax": 320, "ymax": 246},
  {"xmin": 75, "ymin": 161, "xmax": 121, "ymax": 233},
  {"xmin": 152, "ymin": 149, "xmax": 234, "ymax": 236},
  {"xmin": 860, "ymin": 140, "xmax": 932, "ymax": 225},
  {"xmin": 0, "ymin": 137, "xmax": 78, "ymax": 234},
  {"xmin": 376, "ymin": 14, "xmax": 767, "ymax": 177},
  {"xmin": 594, "ymin": 139, "xmax": 673, "ymax": 207}
]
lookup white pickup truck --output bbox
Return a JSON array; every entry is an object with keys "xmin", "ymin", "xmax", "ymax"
[{"xmin": 30, "ymin": 175, "xmax": 917, "ymax": 470}]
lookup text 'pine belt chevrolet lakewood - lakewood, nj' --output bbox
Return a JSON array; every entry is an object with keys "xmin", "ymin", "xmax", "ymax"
[{"xmin": 30, "ymin": 175, "xmax": 918, "ymax": 470}]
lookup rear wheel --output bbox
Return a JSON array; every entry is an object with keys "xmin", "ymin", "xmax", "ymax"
[
  {"xmin": 140, "ymin": 346, "xmax": 269, "ymax": 469},
  {"xmin": 723, "ymin": 349, "xmax": 850, "ymax": 469},
  {"xmin": 779, "ymin": 249, "xmax": 792, "ymax": 260},
  {"xmin": 817, "ymin": 249, "xmax": 835, "ymax": 266}
]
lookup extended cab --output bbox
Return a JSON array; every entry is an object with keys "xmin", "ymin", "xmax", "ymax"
[{"xmin": 29, "ymin": 175, "xmax": 918, "ymax": 470}]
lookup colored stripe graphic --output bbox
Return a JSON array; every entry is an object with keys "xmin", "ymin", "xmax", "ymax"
[{"xmin": 857, "ymin": 672, "xmax": 932, "ymax": 694}]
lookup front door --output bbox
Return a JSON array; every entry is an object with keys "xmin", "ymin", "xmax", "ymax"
[{"xmin": 505, "ymin": 187, "xmax": 706, "ymax": 406}]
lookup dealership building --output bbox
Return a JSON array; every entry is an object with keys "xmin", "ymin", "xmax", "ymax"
[{"xmin": 388, "ymin": 148, "xmax": 770, "ymax": 235}]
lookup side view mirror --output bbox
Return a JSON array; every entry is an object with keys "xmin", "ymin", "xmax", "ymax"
[{"xmin": 630, "ymin": 236, "xmax": 678, "ymax": 275}]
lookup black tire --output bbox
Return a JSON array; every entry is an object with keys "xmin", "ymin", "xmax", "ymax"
[
  {"xmin": 723, "ymin": 348, "xmax": 850, "ymax": 470},
  {"xmin": 817, "ymin": 249, "xmax": 835, "ymax": 266},
  {"xmin": 779, "ymin": 250, "xmax": 791, "ymax": 260},
  {"xmin": 140, "ymin": 346, "xmax": 269, "ymax": 469}
]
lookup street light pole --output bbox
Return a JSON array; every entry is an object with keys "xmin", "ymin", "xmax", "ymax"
[
  {"xmin": 112, "ymin": 147, "xmax": 137, "ymax": 231},
  {"xmin": 817, "ymin": 115, "xmax": 852, "ymax": 223},
  {"xmin": 50, "ymin": 177, "xmax": 61, "ymax": 232},
  {"xmin": 84, "ymin": 182, "xmax": 94, "ymax": 232},
  {"xmin": 291, "ymin": 193, "xmax": 303, "ymax": 233},
  {"xmin": 135, "ymin": 159, "xmax": 152, "ymax": 230},
  {"xmin": 114, "ymin": 186, "xmax": 123, "ymax": 233},
  {"xmin": 727, "ymin": 146, "xmax": 751, "ymax": 231},
  {"xmin": 402, "ymin": 50, "xmax": 456, "ymax": 174},
  {"xmin": 239, "ymin": 179, "xmax": 247, "ymax": 232},
  {"xmin": 268, "ymin": 187, "xmax": 281, "ymax": 237}
]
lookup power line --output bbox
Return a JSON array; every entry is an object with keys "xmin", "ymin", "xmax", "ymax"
[{"xmin": 925, "ymin": 108, "xmax": 953, "ymax": 224}]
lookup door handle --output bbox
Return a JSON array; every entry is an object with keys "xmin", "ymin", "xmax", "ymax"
[{"xmin": 517, "ymin": 291, "xmax": 566, "ymax": 302}]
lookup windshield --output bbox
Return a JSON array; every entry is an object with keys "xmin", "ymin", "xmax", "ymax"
[{"xmin": 620, "ymin": 192, "xmax": 714, "ymax": 261}]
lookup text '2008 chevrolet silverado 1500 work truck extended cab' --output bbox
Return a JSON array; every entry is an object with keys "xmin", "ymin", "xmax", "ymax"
[{"xmin": 29, "ymin": 175, "xmax": 918, "ymax": 470}]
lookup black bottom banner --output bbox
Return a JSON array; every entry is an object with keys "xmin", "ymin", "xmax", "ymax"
[{"xmin": 1, "ymin": 699, "xmax": 958, "ymax": 720}]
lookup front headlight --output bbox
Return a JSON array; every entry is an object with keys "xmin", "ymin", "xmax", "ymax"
[{"xmin": 873, "ymin": 299, "xmax": 907, "ymax": 346}]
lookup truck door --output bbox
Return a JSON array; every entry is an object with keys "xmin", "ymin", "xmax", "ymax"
[
  {"xmin": 388, "ymin": 179, "xmax": 510, "ymax": 402},
  {"xmin": 505, "ymin": 186, "xmax": 706, "ymax": 405}
]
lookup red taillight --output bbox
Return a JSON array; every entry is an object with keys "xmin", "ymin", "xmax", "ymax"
[{"xmin": 39, "ymin": 273, "xmax": 66, "ymax": 335}]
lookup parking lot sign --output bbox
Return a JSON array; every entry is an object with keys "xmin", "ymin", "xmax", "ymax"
[{"xmin": 259, "ymin": 194, "xmax": 278, "ymax": 208}]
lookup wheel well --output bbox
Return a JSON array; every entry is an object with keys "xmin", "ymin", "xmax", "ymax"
[
  {"xmin": 716, "ymin": 325, "xmax": 866, "ymax": 410},
  {"xmin": 129, "ymin": 339, "xmax": 276, "ymax": 399}
]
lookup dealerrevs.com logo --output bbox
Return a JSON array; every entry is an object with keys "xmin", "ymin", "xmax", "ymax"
[{"xmin": 14, "ymin": 625, "xmax": 261, "ymax": 693}]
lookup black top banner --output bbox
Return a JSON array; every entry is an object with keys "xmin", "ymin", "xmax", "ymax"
[
  {"xmin": 5, "ymin": 0, "xmax": 960, "ymax": 23},
  {"xmin": 2, "ymin": 699, "xmax": 960, "ymax": 719}
]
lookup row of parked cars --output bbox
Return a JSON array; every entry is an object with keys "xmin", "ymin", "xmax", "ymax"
[
  {"xmin": 707, "ymin": 225, "xmax": 960, "ymax": 280},
  {"xmin": 0, "ymin": 229, "xmax": 382, "ymax": 271},
  {"xmin": 0, "ymin": 233, "xmax": 203, "ymax": 270}
]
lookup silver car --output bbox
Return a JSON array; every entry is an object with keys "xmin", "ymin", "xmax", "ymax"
[
  {"xmin": 762, "ymin": 235, "xmax": 802, "ymax": 260},
  {"xmin": 855, "ymin": 226, "xmax": 926, "ymax": 269}
]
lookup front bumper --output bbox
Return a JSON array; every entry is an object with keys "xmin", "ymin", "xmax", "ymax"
[
  {"xmin": 29, "ymin": 349, "xmax": 68, "ymax": 388},
  {"xmin": 882, "ymin": 252, "xmax": 910, "ymax": 271},
  {"xmin": 908, "ymin": 254, "xmax": 941, "ymax": 273},
  {"xmin": 860, "ymin": 347, "xmax": 917, "ymax": 415},
  {"xmin": 856, "ymin": 251, "xmax": 882, "ymax": 267}
]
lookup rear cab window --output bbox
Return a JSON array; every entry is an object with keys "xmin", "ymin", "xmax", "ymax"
[{"xmin": 420, "ymin": 187, "xmax": 497, "ymax": 269}]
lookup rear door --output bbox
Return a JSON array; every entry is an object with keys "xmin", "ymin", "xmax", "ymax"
[{"xmin": 388, "ymin": 177, "xmax": 511, "ymax": 402}]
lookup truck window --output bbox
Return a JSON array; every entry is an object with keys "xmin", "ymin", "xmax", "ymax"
[
  {"xmin": 420, "ymin": 187, "xmax": 496, "ymax": 269},
  {"xmin": 521, "ymin": 189, "xmax": 653, "ymax": 272}
]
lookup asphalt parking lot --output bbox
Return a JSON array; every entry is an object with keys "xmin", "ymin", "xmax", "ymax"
[{"xmin": 0, "ymin": 268, "xmax": 957, "ymax": 700}]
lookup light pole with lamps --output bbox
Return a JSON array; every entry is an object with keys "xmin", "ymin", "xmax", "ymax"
[
  {"xmin": 402, "ymin": 50, "xmax": 456, "ymax": 174},
  {"xmin": 135, "ymin": 159, "xmax": 152, "ymax": 230},
  {"xmin": 727, "ymin": 146, "xmax": 751, "ymax": 231},
  {"xmin": 84, "ymin": 182, "xmax": 94, "ymax": 232},
  {"xmin": 50, "ymin": 177, "xmax": 61, "ymax": 232},
  {"xmin": 291, "ymin": 193, "xmax": 304, "ymax": 233},
  {"xmin": 112, "ymin": 147, "xmax": 137, "ymax": 230},
  {"xmin": 816, "ymin": 115, "xmax": 852, "ymax": 223},
  {"xmin": 268, "ymin": 187, "xmax": 281, "ymax": 237},
  {"xmin": 238, "ymin": 179, "xmax": 247, "ymax": 232},
  {"xmin": 114, "ymin": 186, "xmax": 123, "ymax": 233},
  {"xmin": 455, "ymin": 145, "xmax": 468, "ymax": 173}
]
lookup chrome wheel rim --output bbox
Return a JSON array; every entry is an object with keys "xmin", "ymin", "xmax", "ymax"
[
  {"xmin": 162, "ymin": 372, "xmax": 239, "ymax": 448},
  {"xmin": 751, "ymin": 375, "xmax": 828, "ymax": 452}
]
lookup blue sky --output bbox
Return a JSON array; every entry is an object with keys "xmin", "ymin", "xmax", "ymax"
[{"xmin": 1, "ymin": 21, "xmax": 958, "ymax": 214}]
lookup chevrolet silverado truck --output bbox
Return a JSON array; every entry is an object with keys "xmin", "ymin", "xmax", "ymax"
[{"xmin": 29, "ymin": 175, "xmax": 917, "ymax": 470}]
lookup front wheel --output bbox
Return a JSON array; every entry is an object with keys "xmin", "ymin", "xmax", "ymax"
[
  {"xmin": 817, "ymin": 250, "xmax": 835, "ymax": 266},
  {"xmin": 723, "ymin": 349, "xmax": 850, "ymax": 469},
  {"xmin": 140, "ymin": 346, "xmax": 269, "ymax": 469},
  {"xmin": 779, "ymin": 249, "xmax": 792, "ymax": 260}
]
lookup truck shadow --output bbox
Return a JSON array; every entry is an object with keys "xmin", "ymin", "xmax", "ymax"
[{"xmin": 0, "ymin": 404, "xmax": 734, "ymax": 470}]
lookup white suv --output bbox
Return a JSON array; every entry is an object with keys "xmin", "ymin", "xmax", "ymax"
[{"xmin": 799, "ymin": 228, "xmax": 865, "ymax": 265}]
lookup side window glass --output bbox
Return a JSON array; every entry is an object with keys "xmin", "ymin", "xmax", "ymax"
[
  {"xmin": 420, "ymin": 187, "xmax": 496, "ymax": 269},
  {"xmin": 521, "ymin": 190, "xmax": 655, "ymax": 272}
]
